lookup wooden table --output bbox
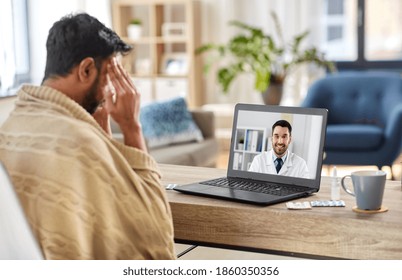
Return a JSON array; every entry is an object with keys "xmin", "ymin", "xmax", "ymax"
[{"xmin": 159, "ymin": 164, "xmax": 402, "ymax": 260}]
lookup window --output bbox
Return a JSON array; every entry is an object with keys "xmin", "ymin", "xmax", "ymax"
[
  {"xmin": 327, "ymin": 25, "xmax": 343, "ymax": 41},
  {"xmin": 319, "ymin": 0, "xmax": 402, "ymax": 70},
  {"xmin": 327, "ymin": 0, "xmax": 344, "ymax": 15},
  {"xmin": 365, "ymin": 0, "xmax": 402, "ymax": 61},
  {"xmin": 320, "ymin": 0, "xmax": 358, "ymax": 61},
  {"xmin": 0, "ymin": 0, "xmax": 30, "ymax": 97}
]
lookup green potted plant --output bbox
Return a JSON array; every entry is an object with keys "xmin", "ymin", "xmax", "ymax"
[
  {"xmin": 127, "ymin": 18, "xmax": 142, "ymax": 40},
  {"xmin": 196, "ymin": 11, "xmax": 336, "ymax": 105}
]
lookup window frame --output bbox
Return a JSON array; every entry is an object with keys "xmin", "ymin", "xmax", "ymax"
[
  {"xmin": 0, "ymin": 0, "xmax": 30, "ymax": 98},
  {"xmin": 13, "ymin": 0, "xmax": 31, "ymax": 86},
  {"xmin": 336, "ymin": 0, "xmax": 402, "ymax": 70}
]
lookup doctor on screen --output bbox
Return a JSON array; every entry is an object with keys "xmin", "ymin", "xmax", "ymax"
[{"xmin": 248, "ymin": 120, "xmax": 309, "ymax": 178}]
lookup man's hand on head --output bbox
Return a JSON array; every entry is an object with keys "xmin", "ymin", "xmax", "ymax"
[{"xmin": 103, "ymin": 58, "xmax": 147, "ymax": 151}]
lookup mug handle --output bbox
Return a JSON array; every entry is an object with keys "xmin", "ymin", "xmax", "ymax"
[{"xmin": 341, "ymin": 175, "xmax": 355, "ymax": 196}]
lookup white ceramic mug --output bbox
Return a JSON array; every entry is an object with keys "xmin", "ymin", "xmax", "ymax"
[{"xmin": 341, "ymin": 170, "xmax": 386, "ymax": 210}]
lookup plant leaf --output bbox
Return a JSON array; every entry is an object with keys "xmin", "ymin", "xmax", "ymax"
[
  {"xmin": 217, "ymin": 63, "xmax": 244, "ymax": 93},
  {"xmin": 291, "ymin": 30, "xmax": 309, "ymax": 54},
  {"xmin": 255, "ymin": 69, "xmax": 270, "ymax": 92}
]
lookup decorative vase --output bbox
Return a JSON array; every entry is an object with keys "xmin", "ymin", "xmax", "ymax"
[
  {"xmin": 127, "ymin": 24, "xmax": 142, "ymax": 40},
  {"xmin": 261, "ymin": 82, "xmax": 283, "ymax": 105}
]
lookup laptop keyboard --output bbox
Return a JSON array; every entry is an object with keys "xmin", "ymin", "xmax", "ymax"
[{"xmin": 200, "ymin": 177, "xmax": 311, "ymax": 197}]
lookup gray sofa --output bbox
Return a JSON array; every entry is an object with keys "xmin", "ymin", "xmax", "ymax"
[{"xmin": 111, "ymin": 109, "xmax": 219, "ymax": 167}]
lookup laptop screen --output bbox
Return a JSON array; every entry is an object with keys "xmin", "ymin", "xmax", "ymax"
[{"xmin": 227, "ymin": 104, "xmax": 327, "ymax": 189}]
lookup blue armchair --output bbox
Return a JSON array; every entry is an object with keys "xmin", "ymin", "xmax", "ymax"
[{"xmin": 302, "ymin": 71, "xmax": 402, "ymax": 178}]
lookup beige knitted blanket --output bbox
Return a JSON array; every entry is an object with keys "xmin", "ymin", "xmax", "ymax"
[{"xmin": 0, "ymin": 85, "xmax": 175, "ymax": 259}]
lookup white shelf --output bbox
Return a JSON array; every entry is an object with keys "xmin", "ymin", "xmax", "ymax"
[{"xmin": 233, "ymin": 126, "xmax": 267, "ymax": 171}]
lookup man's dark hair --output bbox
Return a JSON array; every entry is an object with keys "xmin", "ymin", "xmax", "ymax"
[
  {"xmin": 272, "ymin": 120, "xmax": 292, "ymax": 136},
  {"xmin": 43, "ymin": 13, "xmax": 132, "ymax": 81}
]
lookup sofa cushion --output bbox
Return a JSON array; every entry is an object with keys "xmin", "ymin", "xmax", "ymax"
[
  {"xmin": 326, "ymin": 124, "xmax": 384, "ymax": 150},
  {"xmin": 150, "ymin": 138, "xmax": 219, "ymax": 167},
  {"xmin": 140, "ymin": 97, "xmax": 204, "ymax": 149}
]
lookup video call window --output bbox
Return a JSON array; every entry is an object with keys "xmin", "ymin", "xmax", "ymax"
[{"xmin": 232, "ymin": 110, "xmax": 324, "ymax": 180}]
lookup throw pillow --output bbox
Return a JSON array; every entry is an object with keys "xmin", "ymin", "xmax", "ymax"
[{"xmin": 140, "ymin": 97, "xmax": 204, "ymax": 149}]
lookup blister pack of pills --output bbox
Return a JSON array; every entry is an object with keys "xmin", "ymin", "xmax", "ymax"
[
  {"xmin": 310, "ymin": 200, "xmax": 345, "ymax": 207},
  {"xmin": 286, "ymin": 201, "xmax": 312, "ymax": 210}
]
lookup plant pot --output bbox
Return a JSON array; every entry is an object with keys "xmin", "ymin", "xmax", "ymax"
[
  {"xmin": 127, "ymin": 24, "xmax": 142, "ymax": 40},
  {"xmin": 261, "ymin": 82, "xmax": 283, "ymax": 105}
]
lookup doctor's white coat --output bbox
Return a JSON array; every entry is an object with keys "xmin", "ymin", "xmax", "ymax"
[{"xmin": 248, "ymin": 150, "xmax": 309, "ymax": 179}]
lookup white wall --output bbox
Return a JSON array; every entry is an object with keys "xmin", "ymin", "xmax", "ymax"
[{"xmin": 28, "ymin": 0, "xmax": 111, "ymax": 85}]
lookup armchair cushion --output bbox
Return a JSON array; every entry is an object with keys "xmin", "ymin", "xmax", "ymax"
[
  {"xmin": 326, "ymin": 125, "xmax": 384, "ymax": 150},
  {"xmin": 140, "ymin": 97, "xmax": 203, "ymax": 149}
]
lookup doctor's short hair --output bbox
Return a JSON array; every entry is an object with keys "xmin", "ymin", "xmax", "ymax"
[{"xmin": 272, "ymin": 120, "xmax": 292, "ymax": 136}]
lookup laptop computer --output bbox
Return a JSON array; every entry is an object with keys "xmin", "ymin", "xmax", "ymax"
[{"xmin": 174, "ymin": 103, "xmax": 328, "ymax": 205}]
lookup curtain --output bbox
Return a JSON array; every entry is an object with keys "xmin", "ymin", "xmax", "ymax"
[{"xmin": 0, "ymin": 0, "xmax": 17, "ymax": 96}]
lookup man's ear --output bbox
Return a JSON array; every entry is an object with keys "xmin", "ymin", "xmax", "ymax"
[{"xmin": 77, "ymin": 57, "xmax": 97, "ymax": 83}]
